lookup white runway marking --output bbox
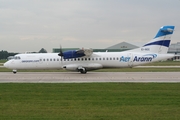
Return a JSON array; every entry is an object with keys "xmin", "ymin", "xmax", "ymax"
[{"xmin": 0, "ymin": 72, "xmax": 180, "ymax": 83}]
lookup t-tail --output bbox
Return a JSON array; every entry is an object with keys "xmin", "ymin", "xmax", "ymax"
[{"xmin": 129, "ymin": 26, "xmax": 175, "ymax": 54}]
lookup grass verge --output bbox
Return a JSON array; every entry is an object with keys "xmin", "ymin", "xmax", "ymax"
[
  {"xmin": 0, "ymin": 83, "xmax": 180, "ymax": 120},
  {"xmin": 144, "ymin": 61, "xmax": 180, "ymax": 66}
]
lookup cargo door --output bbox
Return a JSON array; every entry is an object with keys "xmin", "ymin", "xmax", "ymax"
[{"xmin": 128, "ymin": 53, "xmax": 133, "ymax": 67}]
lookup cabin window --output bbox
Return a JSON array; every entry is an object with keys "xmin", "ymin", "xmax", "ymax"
[
  {"xmin": 40, "ymin": 59, "xmax": 42, "ymax": 61},
  {"xmin": 47, "ymin": 59, "xmax": 49, "ymax": 61},
  {"xmin": 43, "ymin": 59, "xmax": 45, "ymax": 61},
  {"xmin": 88, "ymin": 58, "xmax": 91, "ymax": 61},
  {"xmin": 85, "ymin": 58, "xmax": 87, "ymax": 61},
  {"xmin": 57, "ymin": 58, "xmax": 59, "ymax": 61},
  {"xmin": 96, "ymin": 58, "xmax": 98, "ymax": 60},
  {"xmin": 113, "ymin": 57, "xmax": 115, "ymax": 60},
  {"xmin": 107, "ymin": 58, "xmax": 108, "ymax": 60},
  {"xmin": 103, "ymin": 58, "xmax": 105, "ymax": 60},
  {"xmin": 78, "ymin": 58, "xmax": 80, "ymax": 61},
  {"xmin": 117, "ymin": 57, "xmax": 119, "ymax": 60},
  {"xmin": 81, "ymin": 58, "xmax": 84, "ymax": 61},
  {"xmin": 110, "ymin": 58, "xmax": 112, "ymax": 60},
  {"xmin": 50, "ymin": 59, "xmax": 52, "ymax": 61},
  {"xmin": 92, "ymin": 58, "xmax": 94, "ymax": 61},
  {"xmin": 74, "ymin": 58, "xmax": 76, "ymax": 61},
  {"xmin": 53, "ymin": 58, "xmax": 56, "ymax": 61},
  {"xmin": 99, "ymin": 58, "xmax": 101, "ymax": 60}
]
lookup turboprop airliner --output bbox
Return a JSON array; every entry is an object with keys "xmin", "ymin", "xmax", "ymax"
[{"xmin": 4, "ymin": 25, "xmax": 175, "ymax": 74}]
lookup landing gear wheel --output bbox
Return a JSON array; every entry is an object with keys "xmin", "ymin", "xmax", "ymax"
[
  {"xmin": 13, "ymin": 70, "xmax": 17, "ymax": 74},
  {"xmin": 80, "ymin": 69, "xmax": 87, "ymax": 74}
]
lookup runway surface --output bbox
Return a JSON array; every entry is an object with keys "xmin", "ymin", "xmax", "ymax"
[{"xmin": 0, "ymin": 72, "xmax": 180, "ymax": 83}]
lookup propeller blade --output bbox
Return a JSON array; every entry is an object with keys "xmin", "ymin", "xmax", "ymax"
[{"xmin": 58, "ymin": 45, "xmax": 63, "ymax": 61}]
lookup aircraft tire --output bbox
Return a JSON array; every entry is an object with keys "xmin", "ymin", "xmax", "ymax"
[
  {"xmin": 13, "ymin": 70, "xmax": 17, "ymax": 74},
  {"xmin": 80, "ymin": 68, "xmax": 87, "ymax": 74}
]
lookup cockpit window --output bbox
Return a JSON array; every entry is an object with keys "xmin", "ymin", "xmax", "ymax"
[{"xmin": 14, "ymin": 56, "xmax": 21, "ymax": 60}]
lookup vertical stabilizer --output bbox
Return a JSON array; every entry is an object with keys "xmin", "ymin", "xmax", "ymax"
[{"xmin": 129, "ymin": 26, "xmax": 175, "ymax": 54}]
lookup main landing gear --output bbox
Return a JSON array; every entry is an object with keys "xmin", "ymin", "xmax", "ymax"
[
  {"xmin": 80, "ymin": 69, "xmax": 87, "ymax": 74},
  {"xmin": 79, "ymin": 68, "xmax": 87, "ymax": 74}
]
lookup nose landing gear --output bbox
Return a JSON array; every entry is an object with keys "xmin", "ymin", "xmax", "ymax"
[{"xmin": 13, "ymin": 70, "xmax": 17, "ymax": 74}]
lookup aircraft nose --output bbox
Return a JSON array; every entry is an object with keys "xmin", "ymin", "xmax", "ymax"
[{"xmin": 4, "ymin": 61, "xmax": 9, "ymax": 68}]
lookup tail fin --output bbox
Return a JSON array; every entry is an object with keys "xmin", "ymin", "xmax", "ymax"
[{"xmin": 129, "ymin": 26, "xmax": 175, "ymax": 54}]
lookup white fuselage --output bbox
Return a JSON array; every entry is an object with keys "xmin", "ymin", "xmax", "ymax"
[
  {"xmin": 3, "ymin": 25, "xmax": 175, "ymax": 74},
  {"xmin": 4, "ymin": 51, "xmax": 174, "ymax": 72}
]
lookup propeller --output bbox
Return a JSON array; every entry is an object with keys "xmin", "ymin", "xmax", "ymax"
[{"xmin": 58, "ymin": 45, "xmax": 63, "ymax": 61}]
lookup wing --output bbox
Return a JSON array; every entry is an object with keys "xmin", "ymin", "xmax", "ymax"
[{"xmin": 76, "ymin": 48, "xmax": 93, "ymax": 56}]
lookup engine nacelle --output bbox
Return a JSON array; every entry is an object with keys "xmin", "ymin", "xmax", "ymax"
[
  {"xmin": 63, "ymin": 50, "xmax": 85, "ymax": 59},
  {"xmin": 62, "ymin": 48, "xmax": 93, "ymax": 59}
]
